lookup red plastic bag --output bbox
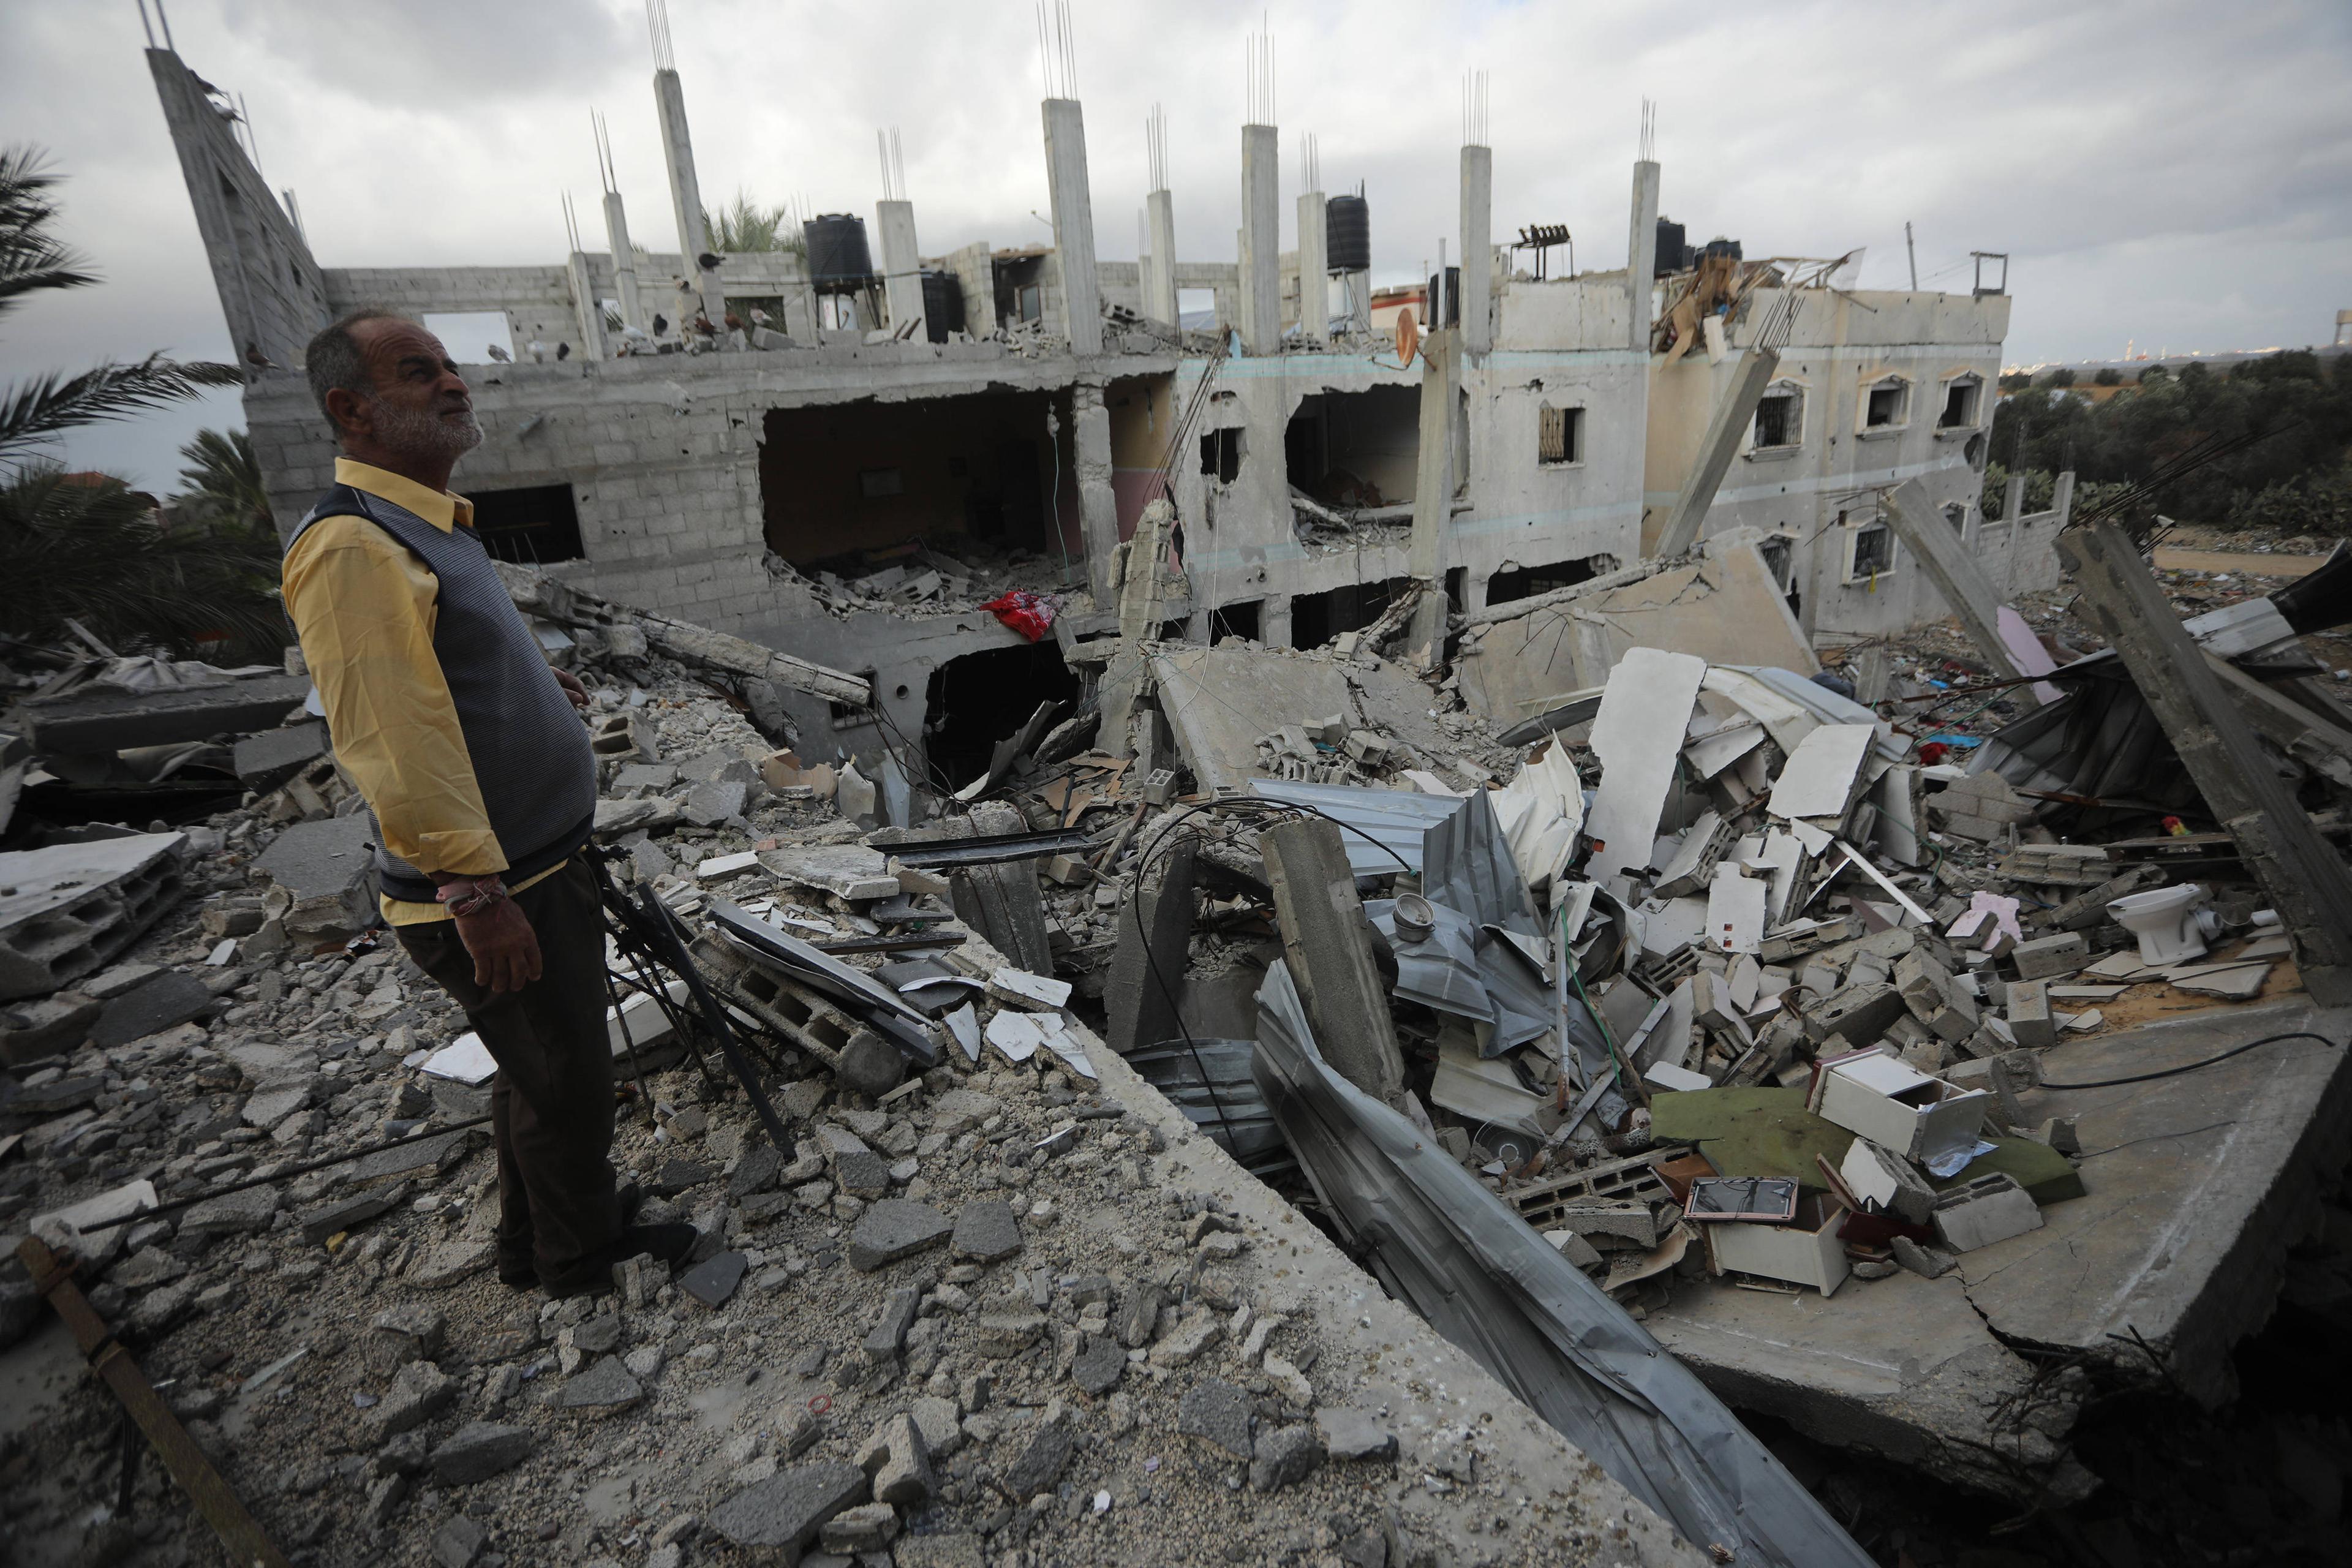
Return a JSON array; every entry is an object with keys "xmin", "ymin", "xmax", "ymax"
[{"xmin": 981, "ymin": 590, "xmax": 1057, "ymax": 643}]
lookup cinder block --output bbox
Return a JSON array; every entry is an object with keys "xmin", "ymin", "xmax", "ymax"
[
  {"xmin": 2005, "ymin": 978, "xmax": 2055, "ymax": 1048},
  {"xmin": 2011, "ymin": 932, "xmax": 2089, "ymax": 981},
  {"xmin": 1931, "ymin": 1174, "xmax": 2043, "ymax": 1253}
]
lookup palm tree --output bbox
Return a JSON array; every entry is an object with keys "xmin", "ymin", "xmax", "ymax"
[
  {"xmin": 1, "ymin": 468, "xmax": 285, "ymax": 659},
  {"xmin": 172, "ymin": 426, "xmax": 274, "ymax": 535},
  {"xmin": 0, "ymin": 146, "xmax": 275, "ymax": 658},
  {"xmin": 1, "ymin": 146, "xmax": 241, "ymax": 470},
  {"xmin": 704, "ymin": 192, "xmax": 805, "ymax": 257}
]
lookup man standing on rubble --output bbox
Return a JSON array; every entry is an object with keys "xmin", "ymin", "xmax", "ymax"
[{"xmin": 281, "ymin": 309, "xmax": 693, "ymax": 1297}]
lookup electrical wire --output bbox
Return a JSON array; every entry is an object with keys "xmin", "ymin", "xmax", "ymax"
[{"xmin": 2037, "ymin": 1030, "xmax": 2337, "ymax": 1091}]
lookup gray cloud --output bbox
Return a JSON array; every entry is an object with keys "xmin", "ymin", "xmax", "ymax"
[{"xmin": 2, "ymin": 0, "xmax": 2346, "ymax": 489}]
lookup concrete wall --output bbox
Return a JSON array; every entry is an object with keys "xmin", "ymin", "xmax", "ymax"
[
  {"xmin": 1641, "ymin": 285, "xmax": 2012, "ymax": 643},
  {"xmin": 147, "ymin": 48, "xmax": 328, "ymax": 369},
  {"xmin": 1151, "ymin": 269, "xmax": 1656, "ymax": 635}
]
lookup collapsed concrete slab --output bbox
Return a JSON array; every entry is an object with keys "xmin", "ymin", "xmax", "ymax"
[
  {"xmin": 1647, "ymin": 997, "xmax": 2352, "ymax": 1503},
  {"xmin": 0, "ymin": 831, "xmax": 187, "ymax": 1000},
  {"xmin": 1452, "ymin": 541, "xmax": 1815, "ymax": 726},
  {"xmin": 12, "ymin": 673, "xmax": 312, "ymax": 755},
  {"xmin": 1148, "ymin": 643, "xmax": 1458, "ymax": 797}
]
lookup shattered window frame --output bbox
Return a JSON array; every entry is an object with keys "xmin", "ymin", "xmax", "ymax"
[
  {"xmin": 1859, "ymin": 373, "xmax": 1910, "ymax": 434},
  {"xmin": 1937, "ymin": 372, "xmax": 1984, "ymax": 431},
  {"xmin": 1536, "ymin": 402, "xmax": 1583, "ymax": 467}
]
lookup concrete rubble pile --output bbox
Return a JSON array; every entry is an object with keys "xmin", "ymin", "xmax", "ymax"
[
  {"xmin": 963, "ymin": 522, "xmax": 2352, "ymax": 1515},
  {"xmin": 9, "ymin": 521, "xmax": 2352, "ymax": 1563},
  {"xmin": 0, "ymin": 615, "xmax": 1705, "ymax": 1568}
]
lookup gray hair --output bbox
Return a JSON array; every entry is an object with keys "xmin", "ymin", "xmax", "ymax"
[{"xmin": 304, "ymin": 307, "xmax": 412, "ymax": 432}]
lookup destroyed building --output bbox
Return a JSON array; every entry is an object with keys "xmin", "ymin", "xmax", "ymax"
[
  {"xmin": 146, "ymin": 24, "xmax": 2040, "ymax": 790},
  {"xmin": 12, "ymin": 15, "xmax": 2352, "ymax": 1568}
]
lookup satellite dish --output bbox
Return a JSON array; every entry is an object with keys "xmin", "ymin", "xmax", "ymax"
[{"xmin": 1394, "ymin": 306, "xmax": 1420, "ymax": 368}]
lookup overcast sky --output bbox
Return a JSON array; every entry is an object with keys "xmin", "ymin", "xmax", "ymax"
[{"xmin": 4, "ymin": 0, "xmax": 2348, "ymax": 491}]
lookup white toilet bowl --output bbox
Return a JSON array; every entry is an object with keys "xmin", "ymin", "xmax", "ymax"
[{"xmin": 2107, "ymin": 883, "xmax": 2220, "ymax": 965}]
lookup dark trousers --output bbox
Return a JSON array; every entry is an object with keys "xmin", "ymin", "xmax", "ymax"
[{"xmin": 398, "ymin": 858, "xmax": 619, "ymax": 1286}]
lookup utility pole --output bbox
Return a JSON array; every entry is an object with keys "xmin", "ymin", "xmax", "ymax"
[{"xmin": 1905, "ymin": 221, "xmax": 1918, "ymax": 291}]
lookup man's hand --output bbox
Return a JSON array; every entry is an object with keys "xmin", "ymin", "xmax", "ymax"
[
  {"xmin": 552, "ymin": 668, "xmax": 589, "ymax": 710},
  {"xmin": 455, "ymin": 895, "xmax": 542, "ymax": 993}
]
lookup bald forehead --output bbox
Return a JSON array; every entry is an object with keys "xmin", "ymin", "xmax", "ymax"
[{"xmin": 353, "ymin": 319, "xmax": 454, "ymax": 382}]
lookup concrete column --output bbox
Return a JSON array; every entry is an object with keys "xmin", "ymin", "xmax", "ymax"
[
  {"xmin": 1654, "ymin": 347, "xmax": 1782, "ymax": 557},
  {"xmin": 1146, "ymin": 189, "xmax": 1180, "ymax": 328},
  {"xmin": 875, "ymin": 198, "xmax": 924, "ymax": 336},
  {"xmin": 2003, "ymin": 469, "xmax": 2027, "ymax": 524},
  {"xmin": 1459, "ymin": 145, "xmax": 1492, "ymax": 357},
  {"xmin": 1072, "ymin": 380, "xmax": 1120, "ymax": 596},
  {"xmin": 565, "ymin": 252, "xmax": 609, "ymax": 361},
  {"xmin": 2057, "ymin": 521, "xmax": 2352, "ymax": 1006},
  {"xmin": 1625, "ymin": 157, "xmax": 1662, "ymax": 547},
  {"xmin": 1879, "ymin": 479, "xmax": 2041, "ymax": 707},
  {"xmin": 600, "ymin": 191, "xmax": 644, "ymax": 333},
  {"xmin": 1238, "ymin": 124, "xmax": 1281, "ymax": 355},
  {"xmin": 1626, "ymin": 160, "xmax": 1660, "ymax": 352},
  {"xmin": 2051, "ymin": 469, "xmax": 2076, "ymax": 527},
  {"xmin": 1263, "ymin": 818, "xmax": 1408, "ymax": 1106},
  {"xmin": 1042, "ymin": 99, "xmax": 1102, "ymax": 356},
  {"xmin": 1294, "ymin": 190, "xmax": 1327, "ymax": 346},
  {"xmin": 1408, "ymin": 330, "xmax": 1458, "ymax": 653},
  {"xmin": 652, "ymin": 67, "xmax": 727, "ymax": 332}
]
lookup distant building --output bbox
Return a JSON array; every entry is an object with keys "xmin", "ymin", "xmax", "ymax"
[{"xmin": 149, "ymin": 30, "xmax": 2032, "ymax": 777}]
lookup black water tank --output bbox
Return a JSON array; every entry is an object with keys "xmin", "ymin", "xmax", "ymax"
[
  {"xmin": 803, "ymin": 214, "xmax": 874, "ymax": 293},
  {"xmin": 1325, "ymin": 194, "xmax": 1370, "ymax": 274},
  {"xmin": 1700, "ymin": 236, "xmax": 1743, "ymax": 263},
  {"xmin": 920, "ymin": 270, "xmax": 964, "ymax": 344},
  {"xmin": 1425, "ymin": 266, "xmax": 1460, "ymax": 327},
  {"xmin": 1654, "ymin": 217, "xmax": 1686, "ymax": 277}
]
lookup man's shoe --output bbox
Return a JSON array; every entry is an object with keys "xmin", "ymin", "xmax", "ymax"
[
  {"xmin": 617, "ymin": 1181, "xmax": 643, "ymax": 1224},
  {"xmin": 497, "ymin": 1252, "xmax": 537, "ymax": 1288},
  {"xmin": 539, "ymin": 1222, "xmax": 698, "ymax": 1299}
]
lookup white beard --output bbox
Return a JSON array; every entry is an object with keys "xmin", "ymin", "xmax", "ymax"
[{"xmin": 372, "ymin": 399, "xmax": 483, "ymax": 464}]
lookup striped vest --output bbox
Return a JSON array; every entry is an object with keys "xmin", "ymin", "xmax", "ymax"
[{"xmin": 289, "ymin": 483, "xmax": 597, "ymax": 903}]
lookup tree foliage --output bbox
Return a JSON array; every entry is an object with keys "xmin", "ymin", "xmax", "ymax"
[
  {"xmin": 172, "ymin": 426, "xmax": 274, "ymax": 535},
  {"xmin": 1, "ymin": 147, "xmax": 241, "ymax": 470},
  {"xmin": 0, "ymin": 147, "xmax": 279, "ymax": 657},
  {"xmin": 704, "ymin": 193, "xmax": 805, "ymax": 257},
  {"xmin": 0, "ymin": 467, "xmax": 284, "ymax": 659},
  {"xmin": 1985, "ymin": 350, "xmax": 2352, "ymax": 530}
]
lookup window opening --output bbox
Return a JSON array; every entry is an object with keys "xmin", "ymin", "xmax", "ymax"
[
  {"xmin": 1199, "ymin": 428, "xmax": 1243, "ymax": 484},
  {"xmin": 1284, "ymin": 386, "xmax": 1419, "ymax": 506},
  {"xmin": 1208, "ymin": 601, "xmax": 1262, "ymax": 644},
  {"xmin": 1537, "ymin": 403, "xmax": 1583, "ymax": 466},
  {"xmin": 1754, "ymin": 391, "xmax": 1798, "ymax": 448},
  {"xmin": 1849, "ymin": 516, "xmax": 1894, "ymax": 579},
  {"xmin": 1864, "ymin": 381, "xmax": 1906, "ymax": 428},
  {"xmin": 420, "ymin": 311, "xmax": 516, "ymax": 366},
  {"xmin": 1939, "ymin": 377, "xmax": 1980, "ymax": 429},
  {"xmin": 1484, "ymin": 556, "xmax": 1598, "ymax": 606},
  {"xmin": 467, "ymin": 483, "xmax": 586, "ymax": 564},
  {"xmin": 1287, "ymin": 577, "xmax": 1413, "ymax": 649}
]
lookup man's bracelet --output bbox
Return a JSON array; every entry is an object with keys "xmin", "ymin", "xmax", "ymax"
[{"xmin": 436, "ymin": 876, "xmax": 510, "ymax": 918}]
